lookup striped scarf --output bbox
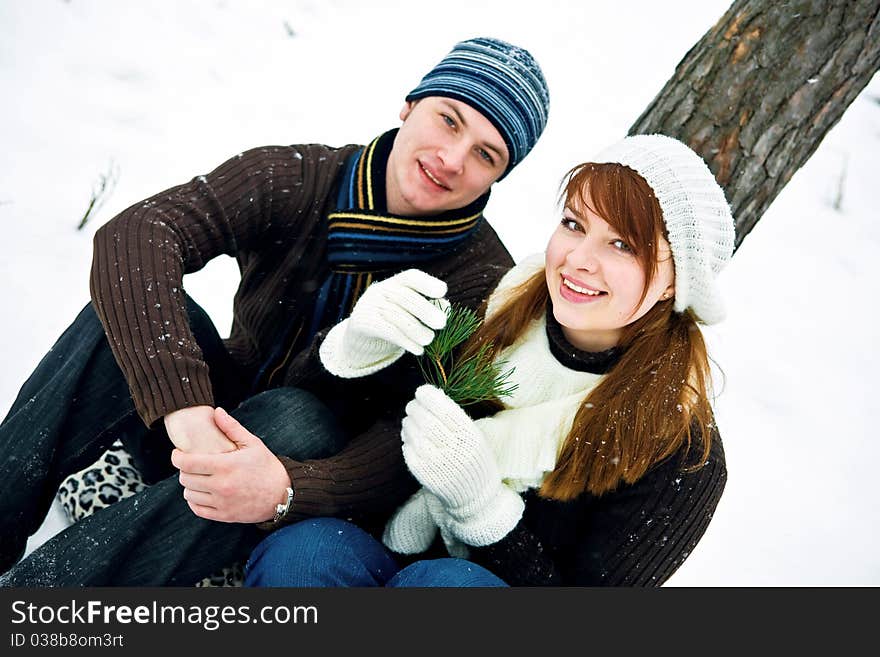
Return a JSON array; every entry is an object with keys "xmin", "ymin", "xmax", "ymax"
[
  {"xmin": 251, "ymin": 129, "xmax": 489, "ymax": 391},
  {"xmin": 307, "ymin": 128, "xmax": 489, "ymax": 338}
]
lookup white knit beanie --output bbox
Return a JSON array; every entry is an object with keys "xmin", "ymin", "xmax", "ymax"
[{"xmin": 592, "ymin": 134, "xmax": 735, "ymax": 324}]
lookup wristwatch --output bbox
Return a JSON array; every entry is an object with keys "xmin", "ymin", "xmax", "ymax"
[{"xmin": 272, "ymin": 486, "xmax": 295, "ymax": 524}]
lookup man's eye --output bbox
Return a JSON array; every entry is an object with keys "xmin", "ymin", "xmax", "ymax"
[
  {"xmin": 442, "ymin": 114, "xmax": 456, "ymax": 128},
  {"xmin": 477, "ymin": 148, "xmax": 494, "ymax": 165}
]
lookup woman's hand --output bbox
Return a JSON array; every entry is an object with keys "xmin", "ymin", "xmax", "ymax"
[
  {"xmin": 400, "ymin": 385, "xmax": 523, "ymax": 546},
  {"xmin": 319, "ymin": 269, "xmax": 449, "ymax": 378}
]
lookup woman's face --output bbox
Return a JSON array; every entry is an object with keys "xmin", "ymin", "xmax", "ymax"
[{"xmin": 544, "ymin": 190, "xmax": 675, "ymax": 352}]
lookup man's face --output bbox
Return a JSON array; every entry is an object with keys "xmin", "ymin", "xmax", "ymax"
[{"xmin": 385, "ymin": 97, "xmax": 509, "ymax": 216}]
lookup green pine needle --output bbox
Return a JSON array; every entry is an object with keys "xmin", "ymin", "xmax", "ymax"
[{"xmin": 417, "ymin": 302, "xmax": 517, "ymax": 406}]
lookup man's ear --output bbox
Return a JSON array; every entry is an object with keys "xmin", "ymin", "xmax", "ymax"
[{"xmin": 399, "ymin": 100, "xmax": 416, "ymax": 122}]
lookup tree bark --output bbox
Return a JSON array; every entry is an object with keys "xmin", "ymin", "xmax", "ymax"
[{"xmin": 630, "ymin": 0, "xmax": 880, "ymax": 251}]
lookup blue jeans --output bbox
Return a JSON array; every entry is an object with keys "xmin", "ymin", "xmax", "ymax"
[
  {"xmin": 0, "ymin": 299, "xmax": 347, "ymax": 586},
  {"xmin": 244, "ymin": 518, "xmax": 508, "ymax": 587}
]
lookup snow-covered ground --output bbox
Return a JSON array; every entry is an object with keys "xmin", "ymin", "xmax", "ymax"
[{"xmin": 2, "ymin": 0, "xmax": 877, "ymax": 585}]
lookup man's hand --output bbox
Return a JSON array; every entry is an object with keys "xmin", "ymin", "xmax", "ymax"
[
  {"xmin": 163, "ymin": 405, "xmax": 236, "ymax": 453},
  {"xmin": 319, "ymin": 269, "xmax": 449, "ymax": 378},
  {"xmin": 171, "ymin": 407, "xmax": 292, "ymax": 523}
]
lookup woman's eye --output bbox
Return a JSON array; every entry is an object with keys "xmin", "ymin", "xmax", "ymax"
[
  {"xmin": 611, "ymin": 238, "xmax": 633, "ymax": 253},
  {"xmin": 477, "ymin": 148, "xmax": 495, "ymax": 165},
  {"xmin": 561, "ymin": 217, "xmax": 581, "ymax": 232},
  {"xmin": 442, "ymin": 114, "xmax": 456, "ymax": 128}
]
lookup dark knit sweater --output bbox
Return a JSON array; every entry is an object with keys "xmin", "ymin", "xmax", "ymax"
[
  {"xmin": 463, "ymin": 311, "xmax": 727, "ymax": 586},
  {"xmin": 90, "ymin": 140, "xmax": 513, "ymax": 522}
]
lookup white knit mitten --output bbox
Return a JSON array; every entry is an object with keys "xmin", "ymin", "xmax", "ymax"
[
  {"xmin": 319, "ymin": 269, "xmax": 448, "ymax": 378},
  {"xmin": 401, "ymin": 385, "xmax": 524, "ymax": 547},
  {"xmin": 383, "ymin": 488, "xmax": 439, "ymax": 554},
  {"xmin": 383, "ymin": 489, "xmax": 470, "ymax": 558}
]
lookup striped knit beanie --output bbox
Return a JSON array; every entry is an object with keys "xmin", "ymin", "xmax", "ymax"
[
  {"xmin": 592, "ymin": 134, "xmax": 736, "ymax": 324},
  {"xmin": 406, "ymin": 37, "xmax": 550, "ymax": 179}
]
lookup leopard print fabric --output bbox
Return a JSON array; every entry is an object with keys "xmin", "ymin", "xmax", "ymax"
[
  {"xmin": 56, "ymin": 440, "xmax": 244, "ymax": 587},
  {"xmin": 56, "ymin": 441, "xmax": 147, "ymax": 520}
]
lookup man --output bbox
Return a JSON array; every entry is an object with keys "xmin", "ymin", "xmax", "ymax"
[{"xmin": 0, "ymin": 37, "xmax": 549, "ymax": 585}]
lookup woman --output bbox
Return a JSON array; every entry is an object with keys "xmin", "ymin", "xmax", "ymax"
[{"xmin": 244, "ymin": 134, "xmax": 735, "ymax": 587}]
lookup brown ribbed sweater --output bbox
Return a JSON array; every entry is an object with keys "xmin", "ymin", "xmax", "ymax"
[{"xmin": 90, "ymin": 140, "xmax": 514, "ymax": 526}]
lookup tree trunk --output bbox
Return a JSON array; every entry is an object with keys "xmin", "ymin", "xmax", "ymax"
[{"xmin": 630, "ymin": 0, "xmax": 880, "ymax": 251}]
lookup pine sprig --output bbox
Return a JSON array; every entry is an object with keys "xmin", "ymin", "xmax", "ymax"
[{"xmin": 417, "ymin": 302, "xmax": 517, "ymax": 406}]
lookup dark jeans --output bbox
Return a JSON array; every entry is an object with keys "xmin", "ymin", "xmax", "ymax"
[
  {"xmin": 244, "ymin": 518, "xmax": 507, "ymax": 587},
  {"xmin": 0, "ymin": 300, "xmax": 346, "ymax": 586}
]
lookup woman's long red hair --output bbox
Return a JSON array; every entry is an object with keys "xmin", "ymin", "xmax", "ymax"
[{"xmin": 462, "ymin": 163, "xmax": 716, "ymax": 500}]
